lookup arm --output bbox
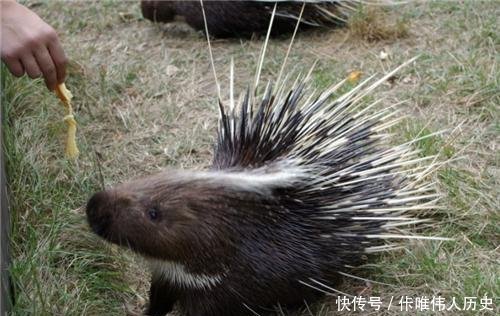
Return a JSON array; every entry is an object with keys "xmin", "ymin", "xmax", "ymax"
[{"xmin": 0, "ymin": 0, "xmax": 67, "ymax": 90}]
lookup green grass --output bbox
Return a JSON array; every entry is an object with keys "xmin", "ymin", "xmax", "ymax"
[
  {"xmin": 3, "ymin": 0, "xmax": 499, "ymax": 315},
  {"xmin": 2, "ymin": 66, "xmax": 136, "ymax": 315}
]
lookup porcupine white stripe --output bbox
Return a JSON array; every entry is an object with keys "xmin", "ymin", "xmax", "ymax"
[
  {"xmin": 201, "ymin": 165, "xmax": 310, "ymax": 193},
  {"xmin": 166, "ymin": 160, "xmax": 311, "ymax": 195},
  {"xmin": 150, "ymin": 260, "xmax": 223, "ymax": 290}
]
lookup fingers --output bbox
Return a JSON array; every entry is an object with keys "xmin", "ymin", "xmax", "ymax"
[
  {"xmin": 18, "ymin": 41, "xmax": 66, "ymax": 91},
  {"xmin": 3, "ymin": 57, "xmax": 25, "ymax": 77},
  {"xmin": 4, "ymin": 43, "xmax": 66, "ymax": 90},
  {"xmin": 20, "ymin": 53, "xmax": 42, "ymax": 79},
  {"xmin": 34, "ymin": 47, "xmax": 57, "ymax": 90},
  {"xmin": 0, "ymin": 1, "xmax": 67, "ymax": 90},
  {"xmin": 47, "ymin": 40, "xmax": 67, "ymax": 84}
]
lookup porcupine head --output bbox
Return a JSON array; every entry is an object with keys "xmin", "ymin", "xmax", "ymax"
[{"xmin": 86, "ymin": 160, "xmax": 338, "ymax": 316}]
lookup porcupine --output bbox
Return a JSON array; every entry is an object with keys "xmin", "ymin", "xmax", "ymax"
[
  {"xmin": 86, "ymin": 3, "xmax": 443, "ymax": 316},
  {"xmin": 140, "ymin": 0, "xmax": 360, "ymax": 38}
]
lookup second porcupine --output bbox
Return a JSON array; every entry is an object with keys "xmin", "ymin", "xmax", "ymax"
[
  {"xmin": 140, "ymin": 0, "xmax": 356, "ymax": 38},
  {"xmin": 86, "ymin": 8, "xmax": 442, "ymax": 316}
]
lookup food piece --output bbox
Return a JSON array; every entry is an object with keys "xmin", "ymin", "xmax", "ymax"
[{"xmin": 55, "ymin": 83, "xmax": 79, "ymax": 159}]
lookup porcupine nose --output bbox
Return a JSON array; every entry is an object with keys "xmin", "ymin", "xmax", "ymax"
[{"xmin": 86, "ymin": 191, "xmax": 112, "ymax": 237}]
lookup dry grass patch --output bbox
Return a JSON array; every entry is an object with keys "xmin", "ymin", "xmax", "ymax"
[{"xmin": 348, "ymin": 6, "xmax": 409, "ymax": 42}]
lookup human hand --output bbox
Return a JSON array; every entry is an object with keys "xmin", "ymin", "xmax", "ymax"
[{"xmin": 1, "ymin": 0, "xmax": 67, "ymax": 90}]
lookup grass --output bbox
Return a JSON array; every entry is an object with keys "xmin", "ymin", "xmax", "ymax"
[
  {"xmin": 2, "ymin": 0, "xmax": 498, "ymax": 315},
  {"xmin": 347, "ymin": 6, "xmax": 409, "ymax": 42},
  {"xmin": 2, "ymin": 69, "xmax": 136, "ymax": 315}
]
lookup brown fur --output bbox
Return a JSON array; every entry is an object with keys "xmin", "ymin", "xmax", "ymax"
[{"xmin": 87, "ymin": 172, "xmax": 241, "ymax": 267}]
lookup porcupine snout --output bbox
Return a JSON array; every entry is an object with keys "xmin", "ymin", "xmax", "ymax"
[{"xmin": 86, "ymin": 191, "xmax": 113, "ymax": 238}]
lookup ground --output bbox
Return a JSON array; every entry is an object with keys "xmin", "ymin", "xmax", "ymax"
[{"xmin": 1, "ymin": 0, "xmax": 498, "ymax": 315}]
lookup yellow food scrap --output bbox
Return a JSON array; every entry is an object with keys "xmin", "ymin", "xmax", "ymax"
[
  {"xmin": 347, "ymin": 70, "xmax": 363, "ymax": 84},
  {"xmin": 55, "ymin": 83, "xmax": 79, "ymax": 159}
]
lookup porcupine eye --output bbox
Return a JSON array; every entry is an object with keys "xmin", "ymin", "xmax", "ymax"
[{"xmin": 147, "ymin": 208, "xmax": 159, "ymax": 221}]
